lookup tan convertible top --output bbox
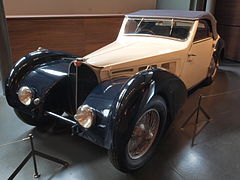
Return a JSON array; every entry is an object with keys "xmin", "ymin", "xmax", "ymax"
[{"xmin": 127, "ymin": 10, "xmax": 218, "ymax": 39}]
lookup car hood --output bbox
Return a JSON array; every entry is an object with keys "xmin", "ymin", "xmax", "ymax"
[{"xmin": 84, "ymin": 36, "xmax": 188, "ymax": 67}]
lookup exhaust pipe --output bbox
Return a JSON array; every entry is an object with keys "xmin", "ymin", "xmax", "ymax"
[{"xmin": 0, "ymin": 0, "xmax": 13, "ymax": 95}]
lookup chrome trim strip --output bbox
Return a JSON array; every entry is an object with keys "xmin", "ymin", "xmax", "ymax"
[
  {"xmin": 193, "ymin": 37, "xmax": 212, "ymax": 44},
  {"xmin": 112, "ymin": 68, "xmax": 134, "ymax": 74},
  {"xmin": 44, "ymin": 111, "xmax": 77, "ymax": 125}
]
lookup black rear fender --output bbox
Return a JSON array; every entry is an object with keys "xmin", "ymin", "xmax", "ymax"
[{"xmin": 215, "ymin": 38, "xmax": 225, "ymax": 60}]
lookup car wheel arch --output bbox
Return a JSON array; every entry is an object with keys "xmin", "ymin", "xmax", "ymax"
[
  {"xmin": 5, "ymin": 49, "xmax": 78, "ymax": 108},
  {"xmin": 108, "ymin": 69, "xmax": 187, "ymax": 171},
  {"xmin": 109, "ymin": 69, "xmax": 187, "ymax": 147}
]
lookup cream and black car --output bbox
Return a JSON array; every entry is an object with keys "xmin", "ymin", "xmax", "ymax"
[{"xmin": 5, "ymin": 10, "xmax": 224, "ymax": 172}]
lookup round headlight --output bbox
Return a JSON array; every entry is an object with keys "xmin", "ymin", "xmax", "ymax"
[
  {"xmin": 17, "ymin": 86, "xmax": 33, "ymax": 106},
  {"xmin": 74, "ymin": 105, "xmax": 95, "ymax": 128}
]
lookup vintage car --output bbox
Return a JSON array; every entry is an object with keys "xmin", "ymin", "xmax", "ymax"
[{"xmin": 5, "ymin": 10, "xmax": 224, "ymax": 172}]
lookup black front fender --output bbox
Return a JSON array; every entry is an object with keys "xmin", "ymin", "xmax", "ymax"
[
  {"xmin": 75, "ymin": 72, "xmax": 153, "ymax": 148},
  {"xmin": 109, "ymin": 69, "xmax": 187, "ymax": 149},
  {"xmin": 5, "ymin": 49, "xmax": 77, "ymax": 115},
  {"xmin": 79, "ymin": 69, "xmax": 187, "ymax": 149}
]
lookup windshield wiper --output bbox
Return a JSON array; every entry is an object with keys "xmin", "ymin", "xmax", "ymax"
[
  {"xmin": 135, "ymin": 18, "xmax": 144, "ymax": 33},
  {"xmin": 169, "ymin": 19, "xmax": 174, "ymax": 36}
]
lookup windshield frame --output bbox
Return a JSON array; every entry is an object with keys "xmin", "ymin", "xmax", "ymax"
[{"xmin": 123, "ymin": 17, "xmax": 195, "ymax": 41}]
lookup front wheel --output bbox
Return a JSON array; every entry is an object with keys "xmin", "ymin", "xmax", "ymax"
[{"xmin": 109, "ymin": 96, "xmax": 167, "ymax": 172}]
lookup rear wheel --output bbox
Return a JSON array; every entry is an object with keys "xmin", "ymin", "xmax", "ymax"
[
  {"xmin": 207, "ymin": 56, "xmax": 219, "ymax": 80},
  {"xmin": 109, "ymin": 96, "xmax": 167, "ymax": 172},
  {"xmin": 204, "ymin": 50, "xmax": 222, "ymax": 85}
]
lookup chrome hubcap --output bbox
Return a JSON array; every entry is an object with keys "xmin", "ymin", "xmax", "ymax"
[{"xmin": 127, "ymin": 109, "xmax": 160, "ymax": 159}]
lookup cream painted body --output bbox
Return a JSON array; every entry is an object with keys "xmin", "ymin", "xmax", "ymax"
[{"xmin": 84, "ymin": 18, "xmax": 219, "ymax": 89}]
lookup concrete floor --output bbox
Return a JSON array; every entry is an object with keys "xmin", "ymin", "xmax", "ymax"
[{"xmin": 1, "ymin": 60, "xmax": 240, "ymax": 180}]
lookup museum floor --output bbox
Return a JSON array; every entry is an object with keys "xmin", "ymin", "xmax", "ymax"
[{"xmin": 0, "ymin": 60, "xmax": 240, "ymax": 180}]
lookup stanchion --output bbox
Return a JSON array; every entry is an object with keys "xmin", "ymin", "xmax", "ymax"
[
  {"xmin": 6, "ymin": 134, "xmax": 69, "ymax": 180},
  {"xmin": 180, "ymin": 89, "xmax": 240, "ymax": 147},
  {"xmin": 180, "ymin": 95, "xmax": 212, "ymax": 147}
]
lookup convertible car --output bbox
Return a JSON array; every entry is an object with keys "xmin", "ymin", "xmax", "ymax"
[{"xmin": 5, "ymin": 10, "xmax": 224, "ymax": 172}]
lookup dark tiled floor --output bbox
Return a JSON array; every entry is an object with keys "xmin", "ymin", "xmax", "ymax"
[{"xmin": 1, "ymin": 61, "xmax": 240, "ymax": 180}]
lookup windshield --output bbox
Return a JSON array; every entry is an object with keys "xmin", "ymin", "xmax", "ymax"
[{"xmin": 124, "ymin": 18, "xmax": 194, "ymax": 40}]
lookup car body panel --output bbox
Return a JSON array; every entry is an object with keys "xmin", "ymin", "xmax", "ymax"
[
  {"xmin": 86, "ymin": 18, "xmax": 216, "ymax": 89},
  {"xmin": 85, "ymin": 36, "xmax": 188, "ymax": 67},
  {"xmin": 181, "ymin": 37, "xmax": 214, "ymax": 88}
]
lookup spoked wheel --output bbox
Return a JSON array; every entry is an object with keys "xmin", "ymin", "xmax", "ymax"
[
  {"xmin": 127, "ymin": 109, "xmax": 160, "ymax": 160},
  {"xmin": 109, "ymin": 96, "xmax": 167, "ymax": 173}
]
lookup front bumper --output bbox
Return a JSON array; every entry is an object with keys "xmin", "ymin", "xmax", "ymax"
[
  {"xmin": 44, "ymin": 111, "xmax": 81, "ymax": 135},
  {"xmin": 44, "ymin": 111, "xmax": 108, "ymax": 148}
]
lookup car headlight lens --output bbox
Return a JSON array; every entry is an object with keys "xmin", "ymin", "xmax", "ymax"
[
  {"xmin": 17, "ymin": 86, "xmax": 33, "ymax": 106},
  {"xmin": 74, "ymin": 105, "xmax": 95, "ymax": 128}
]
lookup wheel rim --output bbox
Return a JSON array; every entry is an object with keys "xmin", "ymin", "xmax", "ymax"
[
  {"xmin": 127, "ymin": 109, "xmax": 160, "ymax": 160},
  {"xmin": 208, "ymin": 57, "xmax": 219, "ymax": 78}
]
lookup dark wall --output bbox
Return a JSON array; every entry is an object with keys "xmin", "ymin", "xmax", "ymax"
[
  {"xmin": 157, "ymin": 0, "xmax": 190, "ymax": 10},
  {"xmin": 7, "ymin": 15, "xmax": 123, "ymax": 63},
  {"xmin": 215, "ymin": 0, "xmax": 240, "ymax": 61}
]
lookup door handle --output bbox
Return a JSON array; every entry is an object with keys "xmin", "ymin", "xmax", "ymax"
[
  {"xmin": 187, "ymin": 54, "xmax": 196, "ymax": 62},
  {"xmin": 188, "ymin": 54, "xmax": 196, "ymax": 57}
]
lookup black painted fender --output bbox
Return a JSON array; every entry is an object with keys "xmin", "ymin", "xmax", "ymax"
[
  {"xmin": 215, "ymin": 38, "xmax": 225, "ymax": 60},
  {"xmin": 5, "ymin": 49, "xmax": 77, "ymax": 115},
  {"xmin": 109, "ymin": 68, "xmax": 187, "ymax": 148},
  {"xmin": 81, "ymin": 68, "xmax": 187, "ymax": 149}
]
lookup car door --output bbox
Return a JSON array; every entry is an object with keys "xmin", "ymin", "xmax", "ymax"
[{"xmin": 180, "ymin": 20, "xmax": 214, "ymax": 89}]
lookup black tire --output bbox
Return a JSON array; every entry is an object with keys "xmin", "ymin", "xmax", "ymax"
[
  {"xmin": 108, "ymin": 96, "xmax": 167, "ymax": 173},
  {"xmin": 204, "ymin": 52, "xmax": 221, "ymax": 85},
  {"xmin": 204, "ymin": 57, "xmax": 218, "ymax": 85}
]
